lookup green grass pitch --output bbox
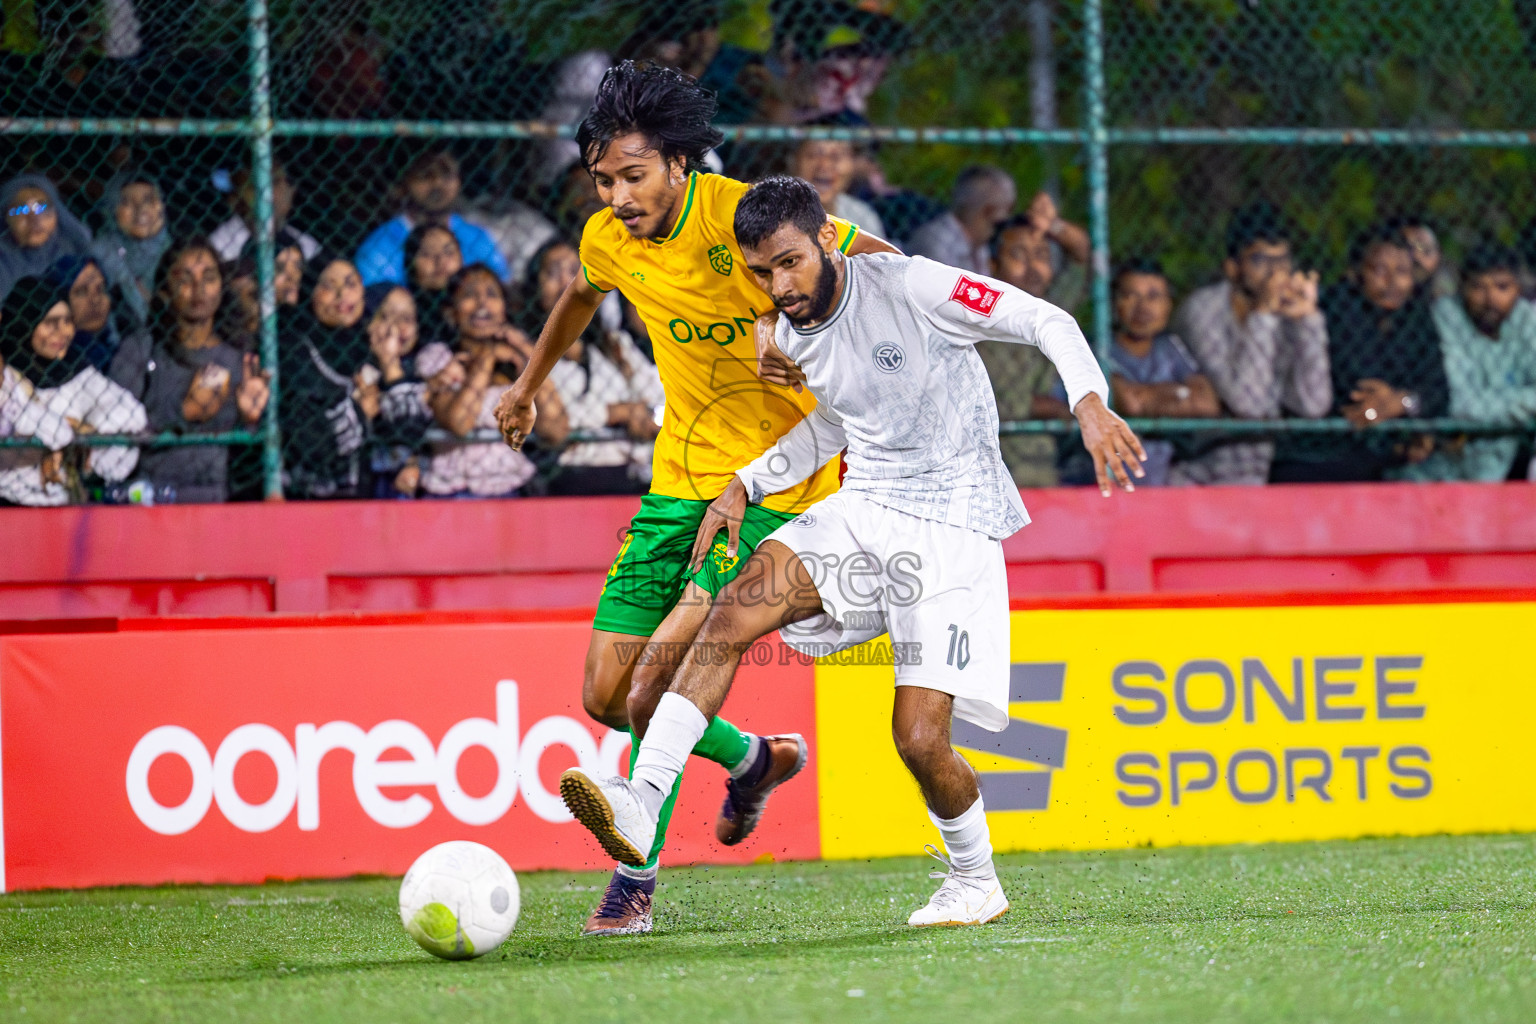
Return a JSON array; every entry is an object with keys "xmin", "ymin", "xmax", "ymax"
[{"xmin": 3, "ymin": 834, "xmax": 1534, "ymax": 1023}]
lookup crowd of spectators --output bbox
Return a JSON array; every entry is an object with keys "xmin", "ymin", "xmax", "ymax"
[
  {"xmin": 1, "ymin": 1, "xmax": 1534, "ymax": 505},
  {"xmin": 973, "ymin": 195, "xmax": 1536, "ymax": 490},
  {"xmin": 4, "ymin": 142, "xmax": 1536, "ymax": 505}
]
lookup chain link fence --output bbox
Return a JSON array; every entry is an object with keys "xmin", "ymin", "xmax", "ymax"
[{"xmin": 2, "ymin": 0, "xmax": 1533, "ymax": 504}]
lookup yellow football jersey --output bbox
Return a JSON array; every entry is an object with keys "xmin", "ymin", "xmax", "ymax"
[{"xmin": 580, "ymin": 172, "xmax": 858, "ymax": 513}]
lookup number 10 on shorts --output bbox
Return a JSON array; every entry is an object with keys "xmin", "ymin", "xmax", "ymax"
[{"xmin": 947, "ymin": 624, "xmax": 971, "ymax": 670}]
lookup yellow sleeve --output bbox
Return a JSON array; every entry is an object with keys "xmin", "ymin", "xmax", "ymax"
[
  {"xmin": 829, "ymin": 215, "xmax": 860, "ymax": 254},
  {"xmin": 578, "ymin": 216, "xmax": 619, "ymax": 293}
]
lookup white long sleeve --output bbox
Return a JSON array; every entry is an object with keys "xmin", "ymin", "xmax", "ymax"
[
  {"xmin": 0, "ymin": 367, "xmax": 74, "ymax": 450},
  {"xmin": 71, "ymin": 368, "xmax": 146, "ymax": 482},
  {"xmin": 905, "ymin": 258, "xmax": 1109, "ymax": 413},
  {"xmin": 735, "ymin": 403, "xmax": 846, "ymax": 503}
]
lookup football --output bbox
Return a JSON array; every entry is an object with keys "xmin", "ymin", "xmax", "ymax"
[{"xmin": 398, "ymin": 841, "xmax": 520, "ymax": 960}]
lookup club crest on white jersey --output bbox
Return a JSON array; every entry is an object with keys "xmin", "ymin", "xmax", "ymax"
[{"xmin": 872, "ymin": 342, "xmax": 905, "ymax": 373}]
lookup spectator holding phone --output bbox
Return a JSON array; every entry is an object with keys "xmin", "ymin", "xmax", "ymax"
[{"xmin": 109, "ymin": 238, "xmax": 268, "ymax": 503}]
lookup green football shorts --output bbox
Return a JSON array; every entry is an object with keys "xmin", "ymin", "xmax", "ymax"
[{"xmin": 593, "ymin": 492, "xmax": 799, "ymax": 637}]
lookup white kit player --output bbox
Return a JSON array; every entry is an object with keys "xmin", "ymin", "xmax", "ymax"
[{"xmin": 559, "ymin": 176, "xmax": 1145, "ymax": 928}]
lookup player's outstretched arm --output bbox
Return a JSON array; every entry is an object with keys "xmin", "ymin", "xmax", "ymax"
[
  {"xmin": 1074, "ymin": 392, "xmax": 1146, "ymax": 497},
  {"xmin": 495, "ymin": 274, "xmax": 605, "ymax": 449}
]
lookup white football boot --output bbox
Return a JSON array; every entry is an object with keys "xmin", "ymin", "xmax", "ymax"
[
  {"xmin": 907, "ymin": 846, "xmax": 1010, "ymax": 927},
  {"xmin": 559, "ymin": 768, "xmax": 658, "ymax": 868}
]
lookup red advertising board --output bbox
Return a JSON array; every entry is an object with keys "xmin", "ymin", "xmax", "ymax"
[{"xmin": 0, "ymin": 615, "xmax": 819, "ymax": 892}]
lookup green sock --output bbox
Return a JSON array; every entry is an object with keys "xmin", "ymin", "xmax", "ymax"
[
  {"xmin": 691, "ymin": 715, "xmax": 752, "ymax": 770},
  {"xmin": 625, "ymin": 717, "xmax": 753, "ymax": 869}
]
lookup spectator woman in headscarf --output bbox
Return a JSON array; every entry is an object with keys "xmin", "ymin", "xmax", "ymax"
[
  {"xmin": 47, "ymin": 255, "xmax": 148, "ymax": 372},
  {"xmin": 108, "ymin": 238, "xmax": 269, "ymax": 503},
  {"xmin": 355, "ymin": 282, "xmax": 435, "ymax": 497},
  {"xmin": 89, "ymin": 168, "xmax": 169, "ymax": 327},
  {"xmin": 0, "ymin": 280, "xmax": 75, "ymax": 497},
  {"xmin": 219, "ymin": 254, "xmax": 262, "ymax": 351},
  {"xmin": 404, "ymin": 222, "xmax": 462, "ymax": 345},
  {"xmin": 0, "ymin": 174, "xmax": 94, "ymax": 302},
  {"xmin": 220, "ymin": 238, "xmax": 307, "ymax": 354},
  {"xmin": 417, "ymin": 262, "xmax": 567, "ymax": 498},
  {"xmin": 525, "ymin": 238, "xmax": 662, "ymax": 495},
  {"xmin": 278, "ymin": 254, "xmax": 370, "ymax": 498},
  {"xmin": 0, "ymin": 275, "xmax": 145, "ymax": 505},
  {"xmin": 274, "ymin": 241, "xmax": 306, "ymax": 308}
]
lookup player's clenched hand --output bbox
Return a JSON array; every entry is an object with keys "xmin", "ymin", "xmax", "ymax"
[
  {"xmin": 494, "ymin": 386, "xmax": 536, "ymax": 451},
  {"xmin": 755, "ymin": 312, "xmax": 806, "ymax": 392},
  {"xmin": 689, "ymin": 476, "xmax": 748, "ymax": 574},
  {"xmin": 759, "ymin": 340, "xmax": 807, "ymax": 392},
  {"xmin": 1075, "ymin": 391, "xmax": 1146, "ymax": 496}
]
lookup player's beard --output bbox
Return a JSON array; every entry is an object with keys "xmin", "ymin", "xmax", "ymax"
[{"xmin": 781, "ymin": 249, "xmax": 840, "ymax": 326}]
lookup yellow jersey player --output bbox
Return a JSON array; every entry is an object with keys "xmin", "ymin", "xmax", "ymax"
[{"xmin": 495, "ymin": 61, "xmax": 898, "ymax": 937}]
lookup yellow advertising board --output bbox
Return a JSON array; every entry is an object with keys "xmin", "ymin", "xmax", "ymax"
[{"xmin": 814, "ymin": 598, "xmax": 1536, "ymax": 860}]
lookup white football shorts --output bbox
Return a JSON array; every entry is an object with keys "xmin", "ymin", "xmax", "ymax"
[{"xmin": 765, "ymin": 490, "xmax": 1010, "ymax": 732}]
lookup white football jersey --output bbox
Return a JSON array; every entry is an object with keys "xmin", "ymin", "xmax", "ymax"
[{"xmin": 737, "ymin": 253, "xmax": 1108, "ymax": 540}]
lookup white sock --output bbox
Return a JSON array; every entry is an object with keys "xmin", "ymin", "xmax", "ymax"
[
  {"xmin": 929, "ymin": 797, "xmax": 994, "ymax": 877},
  {"xmin": 616, "ymin": 862, "xmax": 657, "ymax": 883},
  {"xmin": 727, "ymin": 733, "xmax": 763, "ymax": 779},
  {"xmin": 631, "ymin": 692, "xmax": 709, "ymax": 816}
]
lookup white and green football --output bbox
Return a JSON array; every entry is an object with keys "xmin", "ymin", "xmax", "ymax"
[{"xmin": 399, "ymin": 841, "xmax": 520, "ymax": 960}]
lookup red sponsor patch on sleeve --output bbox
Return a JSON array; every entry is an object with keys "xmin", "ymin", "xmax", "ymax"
[{"xmin": 949, "ymin": 275, "xmax": 1002, "ymax": 317}]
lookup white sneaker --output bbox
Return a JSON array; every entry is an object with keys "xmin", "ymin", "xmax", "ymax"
[
  {"xmin": 559, "ymin": 768, "xmax": 658, "ymax": 868},
  {"xmin": 907, "ymin": 846, "xmax": 1010, "ymax": 927}
]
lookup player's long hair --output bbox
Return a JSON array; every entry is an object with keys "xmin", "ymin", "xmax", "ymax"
[{"xmin": 576, "ymin": 60, "xmax": 724, "ymax": 176}]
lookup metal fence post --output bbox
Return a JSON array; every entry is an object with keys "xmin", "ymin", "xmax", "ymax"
[
  {"xmin": 248, "ymin": 0, "xmax": 282, "ymax": 499},
  {"xmin": 1082, "ymin": 0, "xmax": 1113, "ymax": 365}
]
